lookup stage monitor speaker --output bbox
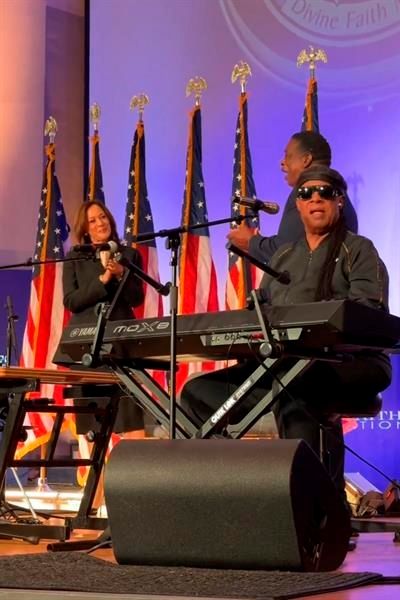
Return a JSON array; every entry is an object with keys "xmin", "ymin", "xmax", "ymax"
[{"xmin": 104, "ymin": 438, "xmax": 350, "ymax": 571}]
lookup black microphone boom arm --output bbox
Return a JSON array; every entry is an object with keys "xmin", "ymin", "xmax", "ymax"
[{"xmin": 226, "ymin": 242, "xmax": 290, "ymax": 285}]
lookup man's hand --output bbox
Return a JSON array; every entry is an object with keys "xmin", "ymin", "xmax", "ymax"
[{"xmin": 227, "ymin": 223, "xmax": 258, "ymax": 251}]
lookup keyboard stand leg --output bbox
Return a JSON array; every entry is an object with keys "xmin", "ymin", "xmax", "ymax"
[
  {"xmin": 195, "ymin": 357, "xmax": 313, "ymax": 439},
  {"xmin": 112, "ymin": 363, "xmax": 198, "ymax": 438}
]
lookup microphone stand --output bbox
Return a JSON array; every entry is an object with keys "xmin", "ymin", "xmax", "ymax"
[
  {"xmin": 132, "ymin": 214, "xmax": 247, "ymax": 439},
  {"xmin": 0, "ymin": 255, "xmax": 94, "ymax": 271},
  {"xmin": 82, "ymin": 259, "xmax": 170, "ymax": 369},
  {"xmin": 5, "ymin": 296, "xmax": 19, "ymax": 367},
  {"xmin": 226, "ymin": 242, "xmax": 291, "ymax": 364},
  {"xmin": 165, "ymin": 232, "xmax": 179, "ymax": 440},
  {"xmin": 226, "ymin": 242, "xmax": 291, "ymax": 285},
  {"xmin": 0, "ymin": 295, "xmax": 43, "ymax": 538}
]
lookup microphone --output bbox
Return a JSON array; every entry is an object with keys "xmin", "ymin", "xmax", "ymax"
[
  {"xmin": 234, "ymin": 196, "xmax": 280, "ymax": 215},
  {"xmin": 73, "ymin": 241, "xmax": 119, "ymax": 254},
  {"xmin": 97, "ymin": 241, "xmax": 118, "ymax": 268}
]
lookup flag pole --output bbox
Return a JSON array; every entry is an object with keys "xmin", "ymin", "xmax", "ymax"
[
  {"xmin": 296, "ymin": 45, "xmax": 327, "ymax": 80},
  {"xmin": 37, "ymin": 116, "xmax": 58, "ymax": 493},
  {"xmin": 231, "ymin": 59, "xmax": 251, "ymax": 94},
  {"xmin": 130, "ymin": 93, "xmax": 149, "ymax": 123},
  {"xmin": 297, "ymin": 46, "xmax": 327, "ymax": 132},
  {"xmin": 87, "ymin": 103, "xmax": 105, "ymax": 203},
  {"xmin": 90, "ymin": 102, "xmax": 100, "ymax": 132}
]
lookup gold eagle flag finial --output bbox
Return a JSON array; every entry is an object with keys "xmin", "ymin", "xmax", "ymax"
[
  {"xmin": 231, "ymin": 61, "xmax": 252, "ymax": 93},
  {"xmin": 186, "ymin": 77, "xmax": 207, "ymax": 106},
  {"xmin": 297, "ymin": 46, "xmax": 328, "ymax": 78},
  {"xmin": 89, "ymin": 102, "xmax": 101, "ymax": 131},
  {"xmin": 44, "ymin": 116, "xmax": 57, "ymax": 143},
  {"xmin": 129, "ymin": 94, "xmax": 150, "ymax": 122}
]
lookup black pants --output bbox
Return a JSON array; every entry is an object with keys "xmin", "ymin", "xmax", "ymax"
[
  {"xmin": 180, "ymin": 353, "xmax": 392, "ymax": 495},
  {"xmin": 73, "ymin": 385, "xmax": 144, "ymax": 435}
]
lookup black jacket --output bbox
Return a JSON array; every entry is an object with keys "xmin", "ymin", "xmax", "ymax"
[
  {"xmin": 63, "ymin": 244, "xmax": 144, "ymax": 325},
  {"xmin": 262, "ymin": 231, "xmax": 388, "ymax": 310}
]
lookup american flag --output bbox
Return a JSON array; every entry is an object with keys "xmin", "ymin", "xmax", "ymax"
[
  {"xmin": 226, "ymin": 92, "xmax": 261, "ymax": 310},
  {"xmin": 87, "ymin": 131, "xmax": 105, "ymax": 203},
  {"xmin": 122, "ymin": 120, "xmax": 163, "ymax": 319},
  {"xmin": 301, "ymin": 76, "xmax": 319, "ymax": 132},
  {"xmin": 19, "ymin": 143, "xmax": 70, "ymax": 454},
  {"xmin": 177, "ymin": 105, "xmax": 219, "ymax": 389}
]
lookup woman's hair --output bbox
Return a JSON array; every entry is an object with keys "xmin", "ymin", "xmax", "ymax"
[
  {"xmin": 73, "ymin": 200, "xmax": 120, "ymax": 244},
  {"xmin": 314, "ymin": 214, "xmax": 347, "ymax": 301}
]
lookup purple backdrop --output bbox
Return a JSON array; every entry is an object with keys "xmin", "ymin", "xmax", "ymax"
[{"xmin": 0, "ymin": 270, "xmax": 31, "ymax": 367}]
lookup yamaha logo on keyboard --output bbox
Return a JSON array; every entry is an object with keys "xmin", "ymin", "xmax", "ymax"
[{"xmin": 70, "ymin": 327, "xmax": 97, "ymax": 338}]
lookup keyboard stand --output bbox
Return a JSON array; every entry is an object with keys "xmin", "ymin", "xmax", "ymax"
[
  {"xmin": 191, "ymin": 288, "xmax": 313, "ymax": 439},
  {"xmin": 194, "ymin": 355, "xmax": 313, "ymax": 439},
  {"xmin": 107, "ymin": 353, "xmax": 314, "ymax": 441},
  {"xmin": 109, "ymin": 361, "xmax": 198, "ymax": 438}
]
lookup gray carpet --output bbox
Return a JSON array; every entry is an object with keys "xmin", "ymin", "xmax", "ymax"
[{"xmin": 0, "ymin": 552, "xmax": 395, "ymax": 599}]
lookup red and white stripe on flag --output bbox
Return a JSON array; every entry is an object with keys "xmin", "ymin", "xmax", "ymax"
[
  {"xmin": 177, "ymin": 105, "xmax": 220, "ymax": 391},
  {"xmin": 133, "ymin": 245, "xmax": 163, "ymax": 320},
  {"xmin": 226, "ymin": 92, "xmax": 262, "ymax": 311}
]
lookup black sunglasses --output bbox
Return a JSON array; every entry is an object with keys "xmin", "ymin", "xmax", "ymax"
[{"xmin": 297, "ymin": 185, "xmax": 342, "ymax": 200}]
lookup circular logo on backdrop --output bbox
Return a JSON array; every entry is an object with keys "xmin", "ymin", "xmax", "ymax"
[
  {"xmin": 268, "ymin": 0, "xmax": 400, "ymax": 46},
  {"xmin": 219, "ymin": 0, "xmax": 400, "ymax": 100}
]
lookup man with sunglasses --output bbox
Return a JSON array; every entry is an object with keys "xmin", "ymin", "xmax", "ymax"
[
  {"xmin": 227, "ymin": 131, "xmax": 358, "ymax": 263},
  {"xmin": 182, "ymin": 165, "xmax": 391, "ymax": 504}
]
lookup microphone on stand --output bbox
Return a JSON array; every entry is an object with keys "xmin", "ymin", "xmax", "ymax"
[
  {"xmin": 72, "ymin": 241, "xmax": 120, "ymax": 267},
  {"xmin": 72, "ymin": 243, "xmax": 97, "ymax": 253},
  {"xmin": 233, "ymin": 196, "xmax": 280, "ymax": 215},
  {"xmin": 98, "ymin": 241, "xmax": 119, "ymax": 269},
  {"xmin": 72, "ymin": 241, "xmax": 119, "ymax": 254}
]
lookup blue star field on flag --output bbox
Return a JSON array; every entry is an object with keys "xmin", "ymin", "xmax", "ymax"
[
  {"xmin": 181, "ymin": 106, "xmax": 210, "ymax": 238},
  {"xmin": 33, "ymin": 144, "xmax": 69, "ymax": 277},
  {"xmin": 123, "ymin": 123, "xmax": 156, "ymax": 248},
  {"xmin": 229, "ymin": 97, "xmax": 259, "ymax": 262}
]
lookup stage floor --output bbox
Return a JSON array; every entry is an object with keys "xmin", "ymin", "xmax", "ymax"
[{"xmin": 0, "ymin": 525, "xmax": 399, "ymax": 600}]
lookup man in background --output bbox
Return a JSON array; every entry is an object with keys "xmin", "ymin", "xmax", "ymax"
[{"xmin": 228, "ymin": 131, "xmax": 358, "ymax": 262}]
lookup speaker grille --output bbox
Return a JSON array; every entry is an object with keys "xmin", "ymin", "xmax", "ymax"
[{"xmin": 105, "ymin": 439, "xmax": 350, "ymax": 571}]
